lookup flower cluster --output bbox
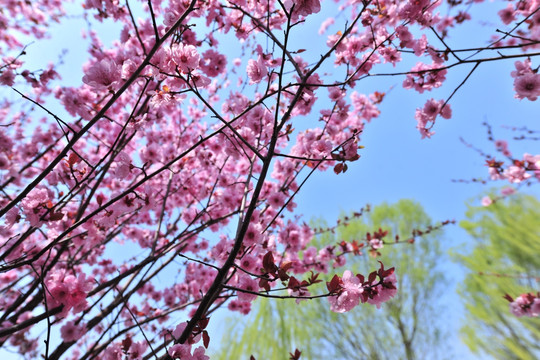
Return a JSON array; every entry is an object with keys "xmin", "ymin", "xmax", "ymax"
[
  {"xmin": 505, "ymin": 293, "xmax": 540, "ymax": 318},
  {"xmin": 414, "ymin": 99, "xmax": 452, "ymax": 138},
  {"xmin": 45, "ymin": 271, "xmax": 94, "ymax": 317},
  {"xmin": 327, "ymin": 263, "xmax": 397, "ymax": 313},
  {"xmin": 511, "ymin": 60, "xmax": 540, "ymax": 101}
]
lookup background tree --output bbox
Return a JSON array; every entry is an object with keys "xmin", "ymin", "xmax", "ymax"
[
  {"xmin": 457, "ymin": 194, "xmax": 540, "ymax": 360},
  {"xmin": 213, "ymin": 200, "xmax": 451, "ymax": 360}
]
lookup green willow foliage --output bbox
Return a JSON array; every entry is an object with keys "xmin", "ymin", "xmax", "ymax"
[
  {"xmin": 458, "ymin": 194, "xmax": 540, "ymax": 360},
  {"xmin": 212, "ymin": 200, "xmax": 450, "ymax": 360}
]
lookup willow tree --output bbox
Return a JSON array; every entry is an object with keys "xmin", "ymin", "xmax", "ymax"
[
  {"xmin": 457, "ymin": 194, "xmax": 540, "ymax": 360},
  {"xmin": 212, "ymin": 200, "xmax": 451, "ymax": 360}
]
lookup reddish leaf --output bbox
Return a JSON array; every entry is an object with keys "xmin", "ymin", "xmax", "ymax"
[
  {"xmin": 372, "ymin": 91, "xmax": 386, "ymax": 104},
  {"xmin": 378, "ymin": 261, "xmax": 395, "ymax": 278},
  {"xmin": 374, "ymin": 228, "xmax": 388, "ymax": 238},
  {"xmin": 48, "ymin": 211, "xmax": 64, "ymax": 221},
  {"xmin": 326, "ymin": 274, "xmax": 341, "ymax": 293},
  {"xmin": 342, "ymin": 163, "xmax": 348, "ymax": 173},
  {"xmin": 250, "ymin": 356, "xmax": 256, "ymax": 360},
  {"xmin": 280, "ymin": 261, "xmax": 293, "ymax": 272},
  {"xmin": 308, "ymin": 271, "xmax": 321, "ymax": 285},
  {"xmin": 121, "ymin": 335, "xmax": 132, "ymax": 353},
  {"xmin": 262, "ymin": 251, "xmax": 277, "ymax": 273},
  {"xmin": 259, "ymin": 278, "xmax": 270, "ymax": 292},
  {"xmin": 368, "ymin": 271, "xmax": 378, "ymax": 284},
  {"xmin": 202, "ymin": 330, "xmax": 210, "ymax": 349},
  {"xmin": 68, "ymin": 152, "xmax": 80, "ymax": 165},
  {"xmin": 198, "ymin": 317, "xmax": 210, "ymax": 330},
  {"xmin": 333, "ymin": 163, "xmax": 344, "ymax": 174},
  {"xmin": 277, "ymin": 268, "xmax": 290, "ymax": 281},
  {"xmin": 289, "ymin": 349, "xmax": 302, "ymax": 360},
  {"xmin": 96, "ymin": 193, "xmax": 105, "ymax": 207},
  {"xmin": 288, "ymin": 276, "xmax": 300, "ymax": 289}
]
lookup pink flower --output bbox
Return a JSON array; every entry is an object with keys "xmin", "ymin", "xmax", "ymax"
[
  {"xmin": 513, "ymin": 73, "xmax": 540, "ymax": 101},
  {"xmin": 168, "ymin": 343, "xmax": 192, "ymax": 359},
  {"xmin": 500, "ymin": 187, "xmax": 516, "ymax": 196},
  {"xmin": 128, "ymin": 341, "xmax": 148, "ymax": 359},
  {"xmin": 4, "ymin": 207, "xmax": 19, "ymax": 227},
  {"xmin": 328, "ymin": 270, "xmax": 363, "ymax": 313},
  {"xmin": 103, "ymin": 343, "xmax": 123, "ymax": 360},
  {"xmin": 237, "ymin": 276, "xmax": 259, "ymax": 302},
  {"xmin": 246, "ymin": 55, "xmax": 267, "ymax": 84},
  {"xmin": 228, "ymin": 300, "xmax": 252, "ymax": 314},
  {"xmin": 481, "ymin": 196, "xmax": 493, "ymax": 207},
  {"xmin": 414, "ymin": 99, "xmax": 452, "ymax": 138},
  {"xmin": 495, "ymin": 139, "xmax": 511, "ymax": 157},
  {"xmin": 192, "ymin": 346, "xmax": 209, "ymax": 360},
  {"xmin": 172, "ymin": 322, "xmax": 187, "ymax": 339},
  {"xmin": 113, "ymin": 151, "xmax": 132, "ymax": 179},
  {"xmin": 511, "ymin": 59, "xmax": 533, "ymax": 78},
  {"xmin": 366, "ymin": 272, "xmax": 397, "ymax": 309},
  {"xmin": 403, "ymin": 62, "xmax": 447, "ymax": 93},
  {"xmin": 503, "ymin": 165, "xmax": 531, "ymax": 183},
  {"xmin": 60, "ymin": 321, "xmax": 86, "ymax": 342},
  {"xmin": 172, "ymin": 44, "xmax": 200, "ymax": 73},
  {"xmin": 49, "ymin": 283, "xmax": 70, "ymax": 307},
  {"xmin": 318, "ymin": 17, "xmax": 334, "ymax": 35},
  {"xmin": 369, "ymin": 238, "xmax": 383, "ymax": 249},
  {"xmin": 396, "ymin": 26, "xmax": 414, "ymax": 48},
  {"xmin": 0, "ymin": 69, "xmax": 15, "ymax": 86},
  {"xmin": 46, "ymin": 272, "xmax": 93, "ymax": 315},
  {"xmin": 510, "ymin": 294, "xmax": 540, "ymax": 317},
  {"xmin": 163, "ymin": 11, "xmax": 180, "ymax": 27},
  {"xmin": 284, "ymin": 0, "xmax": 321, "ymax": 17},
  {"xmin": 237, "ymin": 254, "xmax": 258, "ymax": 272},
  {"xmin": 498, "ymin": 4, "xmax": 516, "ymax": 25},
  {"xmin": 21, "ymin": 186, "xmax": 51, "ymax": 226},
  {"xmin": 82, "ymin": 58, "xmax": 120, "ymax": 90},
  {"xmin": 200, "ymin": 49, "xmax": 227, "ymax": 77}
]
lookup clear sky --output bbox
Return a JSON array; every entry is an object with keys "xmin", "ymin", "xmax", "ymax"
[{"xmin": 5, "ymin": 0, "xmax": 540, "ymax": 359}]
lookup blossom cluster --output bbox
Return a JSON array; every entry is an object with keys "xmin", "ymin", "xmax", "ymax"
[
  {"xmin": 506, "ymin": 293, "xmax": 540, "ymax": 318},
  {"xmin": 327, "ymin": 263, "xmax": 397, "ymax": 313},
  {"xmin": 512, "ymin": 60, "xmax": 540, "ymax": 101}
]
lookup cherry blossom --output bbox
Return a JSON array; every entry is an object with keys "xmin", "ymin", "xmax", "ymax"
[
  {"xmin": 481, "ymin": 196, "xmax": 493, "ymax": 207},
  {"xmin": 60, "ymin": 321, "xmax": 86, "ymax": 342},
  {"xmin": 82, "ymin": 58, "xmax": 121, "ymax": 90},
  {"xmin": 514, "ymin": 73, "xmax": 540, "ymax": 101},
  {"xmin": 507, "ymin": 293, "xmax": 540, "ymax": 318},
  {"xmin": 246, "ymin": 55, "xmax": 267, "ymax": 84},
  {"xmin": 328, "ymin": 270, "xmax": 364, "ymax": 313}
]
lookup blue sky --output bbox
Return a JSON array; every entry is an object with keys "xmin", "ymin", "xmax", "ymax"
[{"xmin": 5, "ymin": 0, "xmax": 540, "ymax": 359}]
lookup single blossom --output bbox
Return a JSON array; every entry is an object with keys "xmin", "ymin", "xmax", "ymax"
[
  {"xmin": 60, "ymin": 321, "xmax": 86, "ymax": 342},
  {"xmin": 328, "ymin": 270, "xmax": 363, "ymax": 313},
  {"xmin": 481, "ymin": 196, "xmax": 493, "ymax": 207},
  {"xmin": 284, "ymin": 0, "xmax": 321, "ymax": 17},
  {"xmin": 246, "ymin": 55, "xmax": 267, "ymax": 84},
  {"xmin": 514, "ymin": 73, "xmax": 540, "ymax": 101},
  {"xmin": 82, "ymin": 58, "xmax": 121, "ymax": 90},
  {"xmin": 172, "ymin": 43, "xmax": 201, "ymax": 73}
]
